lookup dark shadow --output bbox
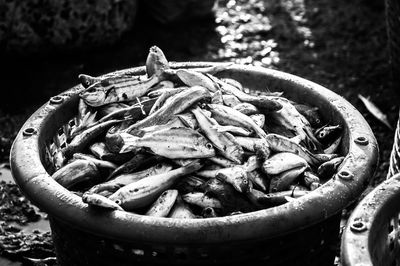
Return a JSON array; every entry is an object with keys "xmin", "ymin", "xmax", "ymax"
[{"xmin": 0, "ymin": 4, "xmax": 221, "ymax": 114}]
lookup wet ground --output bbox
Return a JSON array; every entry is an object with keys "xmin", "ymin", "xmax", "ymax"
[{"xmin": 0, "ymin": 0, "xmax": 397, "ymax": 265}]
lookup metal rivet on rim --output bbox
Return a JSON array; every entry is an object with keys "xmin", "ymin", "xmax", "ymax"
[
  {"xmin": 23, "ymin": 127, "xmax": 36, "ymax": 136},
  {"xmin": 354, "ymin": 136, "xmax": 369, "ymax": 146},
  {"xmin": 49, "ymin": 96, "xmax": 63, "ymax": 104},
  {"xmin": 337, "ymin": 170, "xmax": 354, "ymax": 180},
  {"xmin": 350, "ymin": 221, "xmax": 367, "ymax": 233}
]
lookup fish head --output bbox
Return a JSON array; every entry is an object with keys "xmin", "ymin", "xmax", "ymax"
[
  {"xmin": 152, "ymin": 162, "xmax": 174, "ymax": 175},
  {"xmin": 195, "ymin": 139, "xmax": 216, "ymax": 158},
  {"xmin": 231, "ymin": 167, "xmax": 251, "ymax": 193},
  {"xmin": 79, "ymin": 82, "xmax": 107, "ymax": 107},
  {"xmin": 78, "ymin": 74, "xmax": 100, "ymax": 88}
]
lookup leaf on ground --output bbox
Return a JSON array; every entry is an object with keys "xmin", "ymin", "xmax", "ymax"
[{"xmin": 358, "ymin": 94, "xmax": 394, "ymax": 130}]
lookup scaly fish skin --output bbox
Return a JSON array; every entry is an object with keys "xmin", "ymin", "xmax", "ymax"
[
  {"xmin": 82, "ymin": 193, "xmax": 123, "ymax": 210},
  {"xmin": 176, "ymin": 69, "xmax": 219, "ymax": 92},
  {"xmin": 145, "ymin": 189, "xmax": 178, "ymax": 217},
  {"xmin": 262, "ymin": 152, "xmax": 308, "ymax": 175},
  {"xmin": 52, "ymin": 159, "xmax": 100, "ymax": 189},
  {"xmin": 146, "ymin": 46, "xmax": 170, "ymax": 77},
  {"xmin": 88, "ymin": 162, "xmax": 173, "ymax": 194},
  {"xmin": 125, "ymin": 86, "xmax": 211, "ymax": 132},
  {"xmin": 119, "ymin": 127, "xmax": 216, "ymax": 159},
  {"xmin": 182, "ymin": 192, "xmax": 222, "ymax": 209},
  {"xmin": 208, "ymin": 104, "xmax": 268, "ymax": 139},
  {"xmin": 109, "ymin": 160, "xmax": 203, "ymax": 210},
  {"xmin": 192, "ymin": 107, "xmax": 244, "ymax": 164},
  {"xmin": 80, "ymin": 74, "xmax": 161, "ymax": 107}
]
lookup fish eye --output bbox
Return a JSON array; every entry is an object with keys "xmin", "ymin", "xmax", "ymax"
[
  {"xmin": 114, "ymin": 199, "xmax": 121, "ymax": 205},
  {"xmin": 319, "ymin": 131, "xmax": 325, "ymax": 138},
  {"xmin": 156, "ymin": 163, "xmax": 163, "ymax": 169},
  {"xmin": 133, "ymin": 188, "xmax": 139, "ymax": 192},
  {"xmin": 206, "ymin": 143, "xmax": 213, "ymax": 149}
]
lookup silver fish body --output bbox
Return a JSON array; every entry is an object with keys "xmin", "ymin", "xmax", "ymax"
[
  {"xmin": 109, "ymin": 160, "xmax": 203, "ymax": 210},
  {"xmin": 119, "ymin": 127, "xmax": 216, "ymax": 159}
]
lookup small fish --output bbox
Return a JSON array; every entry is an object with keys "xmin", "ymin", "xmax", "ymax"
[
  {"xmin": 175, "ymin": 175, "xmax": 206, "ymax": 194},
  {"xmin": 216, "ymin": 166, "xmax": 251, "ymax": 193},
  {"xmin": 107, "ymin": 154, "xmax": 163, "ymax": 180},
  {"xmin": 201, "ymin": 178, "xmax": 255, "ymax": 214},
  {"xmin": 358, "ymin": 94, "xmax": 393, "ymax": 130},
  {"xmin": 72, "ymin": 153, "xmax": 118, "ymax": 169},
  {"xmin": 212, "ymin": 124, "xmax": 253, "ymax": 137},
  {"xmin": 222, "ymin": 94, "xmax": 242, "ymax": 107},
  {"xmin": 207, "ymin": 156, "xmax": 238, "ymax": 168},
  {"xmin": 177, "ymin": 112, "xmax": 199, "ymax": 130},
  {"xmin": 294, "ymin": 104, "xmax": 322, "ymax": 127},
  {"xmin": 119, "ymin": 127, "xmax": 216, "ymax": 159},
  {"xmin": 270, "ymin": 98, "xmax": 322, "ymax": 151},
  {"xmin": 52, "ymin": 159, "xmax": 100, "ymax": 188},
  {"xmin": 269, "ymin": 165, "xmax": 308, "ymax": 192},
  {"xmin": 197, "ymin": 166, "xmax": 251, "ymax": 193},
  {"xmin": 211, "ymin": 77, "xmax": 283, "ymax": 112},
  {"xmin": 98, "ymin": 98, "xmax": 157, "ymax": 124},
  {"xmin": 250, "ymin": 113, "xmax": 265, "ymax": 128},
  {"xmin": 88, "ymin": 162, "xmax": 173, "ymax": 194},
  {"xmin": 317, "ymin": 156, "xmax": 345, "ymax": 179},
  {"xmin": 63, "ymin": 119, "xmax": 122, "ymax": 158},
  {"xmin": 145, "ymin": 189, "xmax": 178, "ymax": 217},
  {"xmin": 324, "ymin": 135, "xmax": 342, "ymax": 154},
  {"xmin": 234, "ymin": 136, "xmax": 264, "ymax": 152},
  {"xmin": 182, "ymin": 192, "xmax": 223, "ymax": 209},
  {"xmin": 256, "ymin": 190, "xmax": 309, "ymax": 207},
  {"xmin": 242, "ymin": 155, "xmax": 261, "ymax": 172},
  {"xmin": 208, "ymin": 104, "xmax": 268, "ymax": 139},
  {"xmin": 176, "ymin": 69, "xmax": 219, "ymax": 92},
  {"xmin": 149, "ymin": 88, "xmax": 185, "ymax": 115},
  {"xmin": 147, "ymin": 81, "xmax": 176, "ymax": 96},
  {"xmin": 78, "ymin": 74, "xmax": 102, "ymax": 88},
  {"xmin": 262, "ymin": 152, "xmax": 308, "ymax": 175},
  {"xmin": 211, "ymin": 90, "xmax": 224, "ymax": 104},
  {"xmin": 80, "ymin": 74, "xmax": 162, "ymax": 107},
  {"xmin": 124, "ymin": 86, "xmax": 211, "ymax": 132},
  {"xmin": 233, "ymin": 103, "xmax": 260, "ymax": 115},
  {"xmin": 89, "ymin": 142, "xmax": 131, "ymax": 164},
  {"xmin": 248, "ymin": 170, "xmax": 269, "ymax": 192},
  {"xmin": 263, "ymin": 134, "xmax": 320, "ymax": 166},
  {"xmin": 146, "ymin": 46, "xmax": 170, "ymax": 77},
  {"xmin": 82, "ymin": 193, "xmax": 123, "ymax": 210},
  {"xmin": 192, "ymin": 107, "xmax": 244, "ymax": 163},
  {"xmin": 168, "ymin": 196, "xmax": 197, "ymax": 219},
  {"xmin": 221, "ymin": 78, "xmax": 244, "ymax": 91},
  {"xmin": 315, "ymin": 125, "xmax": 342, "ymax": 145},
  {"xmin": 109, "ymin": 160, "xmax": 203, "ymax": 210}
]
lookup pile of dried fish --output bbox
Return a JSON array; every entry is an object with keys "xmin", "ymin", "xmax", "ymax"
[{"xmin": 50, "ymin": 46, "xmax": 344, "ymax": 218}]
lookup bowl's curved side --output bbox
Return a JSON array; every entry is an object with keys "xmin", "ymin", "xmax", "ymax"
[
  {"xmin": 10, "ymin": 62, "xmax": 379, "ymax": 244},
  {"xmin": 340, "ymin": 174, "xmax": 400, "ymax": 266}
]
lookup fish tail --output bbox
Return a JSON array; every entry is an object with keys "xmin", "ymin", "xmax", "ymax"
[
  {"xmin": 119, "ymin": 133, "xmax": 140, "ymax": 153},
  {"xmin": 182, "ymin": 159, "xmax": 204, "ymax": 174}
]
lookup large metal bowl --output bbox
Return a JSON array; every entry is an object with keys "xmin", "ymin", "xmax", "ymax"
[{"xmin": 10, "ymin": 62, "xmax": 379, "ymax": 266}]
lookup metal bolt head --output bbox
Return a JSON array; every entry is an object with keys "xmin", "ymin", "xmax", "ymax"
[
  {"xmin": 23, "ymin": 127, "xmax": 36, "ymax": 136},
  {"xmin": 354, "ymin": 136, "xmax": 369, "ymax": 146},
  {"xmin": 350, "ymin": 220, "xmax": 367, "ymax": 233},
  {"xmin": 50, "ymin": 96, "xmax": 64, "ymax": 104},
  {"xmin": 337, "ymin": 170, "xmax": 354, "ymax": 180}
]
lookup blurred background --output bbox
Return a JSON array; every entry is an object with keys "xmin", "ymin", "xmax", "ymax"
[{"xmin": 0, "ymin": 0, "xmax": 397, "ymax": 265}]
